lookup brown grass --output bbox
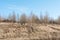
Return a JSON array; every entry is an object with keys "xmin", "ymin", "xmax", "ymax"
[{"xmin": 0, "ymin": 23, "xmax": 60, "ymax": 40}]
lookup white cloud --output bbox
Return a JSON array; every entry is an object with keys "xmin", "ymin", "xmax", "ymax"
[{"xmin": 7, "ymin": 4, "xmax": 30, "ymax": 13}]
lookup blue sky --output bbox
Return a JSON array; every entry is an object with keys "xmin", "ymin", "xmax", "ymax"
[{"xmin": 0, "ymin": 0, "xmax": 60, "ymax": 19}]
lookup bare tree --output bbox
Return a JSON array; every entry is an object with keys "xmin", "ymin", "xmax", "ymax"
[
  {"xmin": 0, "ymin": 14, "xmax": 4, "ymax": 22},
  {"xmin": 0, "ymin": 14, "xmax": 2, "ymax": 22},
  {"xmin": 12, "ymin": 11, "xmax": 16, "ymax": 22},
  {"xmin": 8, "ymin": 11, "xmax": 16, "ymax": 23},
  {"xmin": 43, "ymin": 11, "xmax": 49, "ymax": 23},
  {"xmin": 17, "ymin": 13, "xmax": 20, "ymax": 23},
  {"xmin": 56, "ymin": 16, "xmax": 60, "ymax": 24},
  {"xmin": 19, "ymin": 13, "xmax": 27, "ymax": 25},
  {"xmin": 40, "ymin": 12, "xmax": 44, "ymax": 23},
  {"xmin": 29, "ymin": 12, "xmax": 40, "ymax": 23}
]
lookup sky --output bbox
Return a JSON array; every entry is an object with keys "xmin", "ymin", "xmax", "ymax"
[{"xmin": 0, "ymin": 0, "xmax": 60, "ymax": 19}]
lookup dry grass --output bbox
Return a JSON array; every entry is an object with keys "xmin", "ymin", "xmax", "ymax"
[{"xmin": 0, "ymin": 23, "xmax": 60, "ymax": 40}]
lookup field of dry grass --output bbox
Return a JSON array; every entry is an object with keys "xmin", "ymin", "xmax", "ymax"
[{"xmin": 0, "ymin": 23, "xmax": 60, "ymax": 40}]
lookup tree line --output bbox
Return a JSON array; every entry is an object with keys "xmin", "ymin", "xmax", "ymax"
[{"xmin": 0, "ymin": 11, "xmax": 60, "ymax": 25}]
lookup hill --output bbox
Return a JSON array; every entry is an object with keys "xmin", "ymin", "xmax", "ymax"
[{"xmin": 0, "ymin": 23, "xmax": 60, "ymax": 40}]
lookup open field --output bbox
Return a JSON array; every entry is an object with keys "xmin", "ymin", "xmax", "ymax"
[{"xmin": 0, "ymin": 23, "xmax": 60, "ymax": 40}]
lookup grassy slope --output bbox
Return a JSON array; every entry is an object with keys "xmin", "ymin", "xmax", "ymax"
[{"xmin": 0, "ymin": 23, "xmax": 60, "ymax": 40}]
